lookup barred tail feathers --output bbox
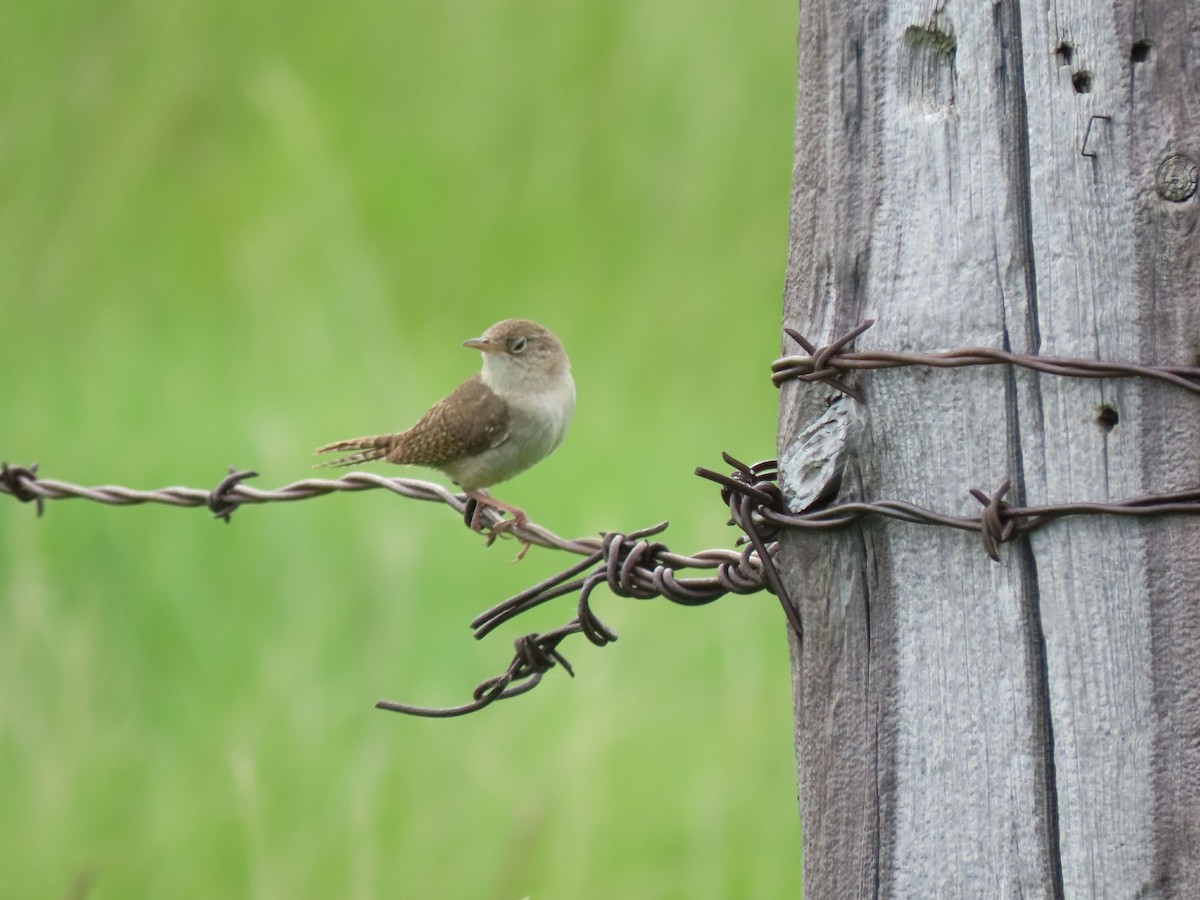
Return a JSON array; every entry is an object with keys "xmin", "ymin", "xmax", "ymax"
[{"xmin": 313, "ymin": 433, "xmax": 400, "ymax": 469}]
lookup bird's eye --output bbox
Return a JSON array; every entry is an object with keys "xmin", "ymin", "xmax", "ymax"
[{"xmin": 509, "ymin": 336, "xmax": 527, "ymax": 353}]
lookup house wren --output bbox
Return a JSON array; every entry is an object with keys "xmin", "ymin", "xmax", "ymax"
[{"xmin": 315, "ymin": 319, "xmax": 575, "ymax": 533}]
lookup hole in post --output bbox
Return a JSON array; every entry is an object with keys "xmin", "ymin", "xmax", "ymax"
[
  {"xmin": 1130, "ymin": 41, "xmax": 1152, "ymax": 63},
  {"xmin": 1072, "ymin": 70, "xmax": 1093, "ymax": 93},
  {"xmin": 1055, "ymin": 42, "xmax": 1074, "ymax": 66},
  {"xmin": 1096, "ymin": 404, "xmax": 1119, "ymax": 432},
  {"xmin": 901, "ymin": 23, "xmax": 957, "ymax": 113}
]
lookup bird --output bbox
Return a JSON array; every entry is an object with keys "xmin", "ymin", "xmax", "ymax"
[{"xmin": 315, "ymin": 319, "xmax": 575, "ymax": 541}]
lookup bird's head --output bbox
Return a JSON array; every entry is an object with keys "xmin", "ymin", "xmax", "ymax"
[{"xmin": 464, "ymin": 319, "xmax": 572, "ymax": 396}]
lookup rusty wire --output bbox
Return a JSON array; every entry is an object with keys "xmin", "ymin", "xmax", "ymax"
[
  {"xmin": 772, "ymin": 319, "xmax": 1200, "ymax": 397},
  {"xmin": 692, "ymin": 457, "xmax": 800, "ymax": 638},
  {"xmin": 761, "ymin": 319, "xmax": 1200, "ymax": 557},
  {"xmin": 1, "ymin": 459, "xmax": 776, "ymax": 717},
  {"xmin": 380, "ymin": 425, "xmax": 1200, "ymax": 718},
  {"xmin": 378, "ymin": 521, "xmax": 775, "ymax": 717},
  {"xmin": 0, "ymin": 462, "xmax": 772, "ymax": 586},
  {"xmin": 699, "ymin": 454, "xmax": 1200, "ymax": 563}
]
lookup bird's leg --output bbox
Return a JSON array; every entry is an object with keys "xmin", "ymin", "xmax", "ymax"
[{"xmin": 465, "ymin": 490, "xmax": 532, "ymax": 559}]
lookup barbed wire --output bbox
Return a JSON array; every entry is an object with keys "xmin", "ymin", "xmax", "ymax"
[
  {"xmin": 7, "ymin": 320, "xmax": 1200, "ymax": 717},
  {"xmin": 376, "ymin": 520, "xmax": 777, "ymax": 716},
  {"xmin": 697, "ymin": 453, "xmax": 1200, "ymax": 562},
  {"xmin": 385, "ymin": 425, "xmax": 1200, "ymax": 715},
  {"xmin": 0, "ymin": 462, "xmax": 593, "ymax": 554},
  {"xmin": 772, "ymin": 319, "xmax": 1200, "ymax": 399},
  {"xmin": 0, "ymin": 459, "xmax": 779, "ymax": 716}
]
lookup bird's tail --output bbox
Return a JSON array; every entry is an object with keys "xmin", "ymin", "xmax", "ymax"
[{"xmin": 314, "ymin": 433, "xmax": 400, "ymax": 468}]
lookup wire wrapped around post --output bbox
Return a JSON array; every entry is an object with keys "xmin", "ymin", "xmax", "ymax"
[{"xmin": 694, "ymin": 456, "xmax": 800, "ymax": 640}]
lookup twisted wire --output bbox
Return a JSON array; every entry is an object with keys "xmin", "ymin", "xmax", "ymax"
[
  {"xmin": 387, "ymin": 521, "xmax": 774, "ymax": 717},
  {"xmin": 701, "ymin": 455, "xmax": 1200, "ymax": 566},
  {"xmin": 1, "ymin": 460, "xmax": 775, "ymax": 718},
  {"xmin": 772, "ymin": 319, "xmax": 1200, "ymax": 396}
]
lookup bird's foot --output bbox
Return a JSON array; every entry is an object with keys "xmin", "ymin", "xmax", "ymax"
[
  {"xmin": 466, "ymin": 491, "xmax": 533, "ymax": 561},
  {"xmin": 489, "ymin": 515, "xmax": 533, "ymax": 561}
]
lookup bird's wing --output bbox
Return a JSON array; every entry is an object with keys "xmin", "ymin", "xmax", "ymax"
[{"xmin": 393, "ymin": 374, "xmax": 510, "ymax": 466}]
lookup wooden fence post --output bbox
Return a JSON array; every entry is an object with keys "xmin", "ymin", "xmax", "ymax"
[{"xmin": 778, "ymin": 1, "xmax": 1200, "ymax": 895}]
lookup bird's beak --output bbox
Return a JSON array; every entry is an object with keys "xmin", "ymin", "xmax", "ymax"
[{"xmin": 462, "ymin": 336, "xmax": 502, "ymax": 353}]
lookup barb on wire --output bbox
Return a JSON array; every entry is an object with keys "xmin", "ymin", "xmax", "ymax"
[
  {"xmin": 773, "ymin": 320, "xmax": 1200, "ymax": 396},
  {"xmin": 971, "ymin": 479, "xmax": 1016, "ymax": 561},
  {"xmin": 376, "ymin": 626, "xmax": 586, "ymax": 718},
  {"xmin": 776, "ymin": 320, "xmax": 875, "ymax": 401},
  {"xmin": 208, "ymin": 467, "xmax": 259, "ymax": 523},
  {"xmin": 0, "ymin": 462, "xmax": 45, "ymax": 517}
]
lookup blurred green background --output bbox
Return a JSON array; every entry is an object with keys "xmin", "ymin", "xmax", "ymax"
[{"xmin": 1, "ymin": 0, "xmax": 798, "ymax": 896}]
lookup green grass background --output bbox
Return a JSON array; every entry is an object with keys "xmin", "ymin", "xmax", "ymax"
[{"xmin": 1, "ymin": 1, "xmax": 799, "ymax": 896}]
